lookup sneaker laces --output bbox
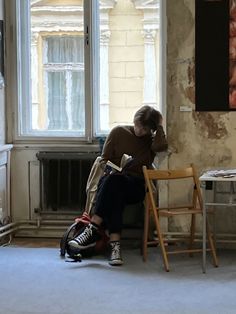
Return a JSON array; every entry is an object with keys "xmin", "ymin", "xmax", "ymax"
[
  {"xmin": 110, "ymin": 241, "xmax": 121, "ymax": 260},
  {"xmin": 76, "ymin": 224, "xmax": 94, "ymax": 244}
]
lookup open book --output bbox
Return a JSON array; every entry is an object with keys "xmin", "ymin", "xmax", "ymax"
[{"xmin": 106, "ymin": 154, "xmax": 133, "ymax": 172}]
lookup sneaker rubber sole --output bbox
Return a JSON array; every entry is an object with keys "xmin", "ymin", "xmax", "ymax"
[
  {"xmin": 108, "ymin": 259, "xmax": 123, "ymax": 266},
  {"xmin": 68, "ymin": 239, "xmax": 96, "ymax": 250}
]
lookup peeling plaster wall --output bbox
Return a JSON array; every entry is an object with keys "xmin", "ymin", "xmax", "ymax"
[
  {"xmin": 166, "ymin": 0, "xmax": 236, "ymax": 234},
  {"xmin": 0, "ymin": 91, "xmax": 4, "ymax": 145}
]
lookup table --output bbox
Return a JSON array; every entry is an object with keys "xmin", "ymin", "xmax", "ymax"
[{"xmin": 199, "ymin": 170, "xmax": 236, "ymax": 273}]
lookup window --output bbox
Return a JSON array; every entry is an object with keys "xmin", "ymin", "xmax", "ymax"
[
  {"xmin": 17, "ymin": 0, "xmax": 89, "ymax": 138},
  {"xmin": 6, "ymin": 0, "xmax": 164, "ymax": 142},
  {"xmin": 40, "ymin": 36, "xmax": 85, "ymax": 132}
]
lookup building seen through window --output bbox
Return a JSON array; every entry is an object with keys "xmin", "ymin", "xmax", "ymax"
[{"xmin": 29, "ymin": 0, "xmax": 160, "ymax": 138}]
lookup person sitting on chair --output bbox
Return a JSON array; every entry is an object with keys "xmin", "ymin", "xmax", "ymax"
[{"xmin": 68, "ymin": 105, "xmax": 168, "ymax": 266}]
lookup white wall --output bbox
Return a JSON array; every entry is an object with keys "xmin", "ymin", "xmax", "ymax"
[{"xmin": 0, "ymin": 0, "xmax": 8, "ymax": 221}]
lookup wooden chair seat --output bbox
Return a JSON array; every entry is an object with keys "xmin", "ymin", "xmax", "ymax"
[{"xmin": 158, "ymin": 206, "xmax": 202, "ymax": 217}]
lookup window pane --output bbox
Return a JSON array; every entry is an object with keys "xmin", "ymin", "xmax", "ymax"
[
  {"xmin": 71, "ymin": 71, "xmax": 85, "ymax": 130},
  {"xmin": 46, "ymin": 36, "xmax": 84, "ymax": 64},
  {"xmin": 30, "ymin": 0, "xmax": 85, "ymax": 135},
  {"xmin": 47, "ymin": 72, "xmax": 67, "ymax": 130}
]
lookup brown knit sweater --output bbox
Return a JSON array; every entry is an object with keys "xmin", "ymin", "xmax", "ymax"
[{"xmin": 101, "ymin": 125, "xmax": 168, "ymax": 177}]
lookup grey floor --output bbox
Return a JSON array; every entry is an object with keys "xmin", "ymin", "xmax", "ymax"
[{"xmin": 1, "ymin": 243, "xmax": 236, "ymax": 314}]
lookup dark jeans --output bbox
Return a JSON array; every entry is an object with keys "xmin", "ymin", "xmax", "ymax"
[{"xmin": 94, "ymin": 173, "xmax": 145, "ymax": 233}]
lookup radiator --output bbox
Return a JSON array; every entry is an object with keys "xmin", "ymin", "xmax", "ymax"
[{"xmin": 36, "ymin": 152, "xmax": 98, "ymax": 213}]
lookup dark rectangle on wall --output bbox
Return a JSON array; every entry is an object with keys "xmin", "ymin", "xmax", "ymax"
[
  {"xmin": 195, "ymin": 0, "xmax": 230, "ymax": 111},
  {"xmin": 0, "ymin": 20, "xmax": 4, "ymax": 77}
]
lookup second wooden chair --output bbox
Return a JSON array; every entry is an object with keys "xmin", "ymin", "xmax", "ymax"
[{"xmin": 142, "ymin": 164, "xmax": 218, "ymax": 272}]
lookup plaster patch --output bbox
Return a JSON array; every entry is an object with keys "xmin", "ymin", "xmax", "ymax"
[
  {"xmin": 198, "ymin": 148, "xmax": 232, "ymax": 167},
  {"xmin": 193, "ymin": 112, "xmax": 228, "ymax": 139},
  {"xmin": 167, "ymin": 1, "xmax": 194, "ymax": 58},
  {"xmin": 187, "ymin": 63, "xmax": 195, "ymax": 85},
  {"xmin": 184, "ymin": 86, "xmax": 195, "ymax": 104}
]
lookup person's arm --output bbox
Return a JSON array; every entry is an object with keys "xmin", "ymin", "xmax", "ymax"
[
  {"xmin": 151, "ymin": 125, "xmax": 168, "ymax": 152},
  {"xmin": 101, "ymin": 127, "xmax": 117, "ymax": 162}
]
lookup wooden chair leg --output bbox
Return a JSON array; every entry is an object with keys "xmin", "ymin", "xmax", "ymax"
[
  {"xmin": 142, "ymin": 205, "xmax": 149, "ymax": 262},
  {"xmin": 189, "ymin": 214, "xmax": 196, "ymax": 257},
  {"xmin": 206, "ymin": 220, "xmax": 219, "ymax": 267},
  {"xmin": 153, "ymin": 209, "xmax": 169, "ymax": 272}
]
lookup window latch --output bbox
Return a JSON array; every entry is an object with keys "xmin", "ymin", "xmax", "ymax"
[{"xmin": 85, "ymin": 25, "xmax": 89, "ymax": 46}]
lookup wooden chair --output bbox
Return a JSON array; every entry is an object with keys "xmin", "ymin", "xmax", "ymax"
[{"xmin": 142, "ymin": 164, "xmax": 218, "ymax": 272}]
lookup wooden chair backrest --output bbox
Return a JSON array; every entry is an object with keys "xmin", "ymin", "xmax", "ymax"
[
  {"xmin": 142, "ymin": 164, "xmax": 203, "ymax": 209},
  {"xmin": 143, "ymin": 166, "xmax": 194, "ymax": 180}
]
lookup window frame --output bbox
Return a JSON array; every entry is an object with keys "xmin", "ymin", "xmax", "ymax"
[
  {"xmin": 5, "ymin": 0, "xmax": 98, "ymax": 144},
  {"xmin": 5, "ymin": 0, "xmax": 166, "ymax": 144}
]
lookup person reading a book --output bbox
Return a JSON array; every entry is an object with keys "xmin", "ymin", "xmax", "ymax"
[{"xmin": 69, "ymin": 105, "xmax": 168, "ymax": 266}]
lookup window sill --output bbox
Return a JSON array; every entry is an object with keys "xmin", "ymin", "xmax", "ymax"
[{"xmin": 12, "ymin": 142, "xmax": 100, "ymax": 153}]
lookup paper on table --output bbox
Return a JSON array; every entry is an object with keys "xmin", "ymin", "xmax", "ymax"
[{"xmin": 203, "ymin": 169, "xmax": 236, "ymax": 178}]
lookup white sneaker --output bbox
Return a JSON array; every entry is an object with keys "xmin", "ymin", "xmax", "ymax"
[{"xmin": 109, "ymin": 241, "xmax": 123, "ymax": 266}]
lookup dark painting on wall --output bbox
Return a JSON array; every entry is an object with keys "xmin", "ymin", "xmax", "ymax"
[
  {"xmin": 229, "ymin": 0, "xmax": 236, "ymax": 108},
  {"xmin": 0, "ymin": 20, "xmax": 4, "ymax": 88},
  {"xmin": 0, "ymin": 20, "xmax": 3, "ymax": 76},
  {"xmin": 195, "ymin": 0, "xmax": 236, "ymax": 111}
]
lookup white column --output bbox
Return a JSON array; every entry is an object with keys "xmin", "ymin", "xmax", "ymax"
[
  {"xmin": 100, "ymin": 30, "xmax": 111, "ymax": 131},
  {"xmin": 132, "ymin": 0, "xmax": 160, "ymax": 109},
  {"xmin": 142, "ymin": 29, "xmax": 157, "ymax": 107}
]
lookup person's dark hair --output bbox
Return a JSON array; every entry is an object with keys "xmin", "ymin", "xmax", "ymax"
[{"xmin": 133, "ymin": 105, "xmax": 162, "ymax": 131}]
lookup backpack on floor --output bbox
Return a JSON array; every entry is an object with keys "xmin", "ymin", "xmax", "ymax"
[
  {"xmin": 60, "ymin": 212, "xmax": 109, "ymax": 261},
  {"xmin": 60, "ymin": 157, "xmax": 109, "ymax": 261}
]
